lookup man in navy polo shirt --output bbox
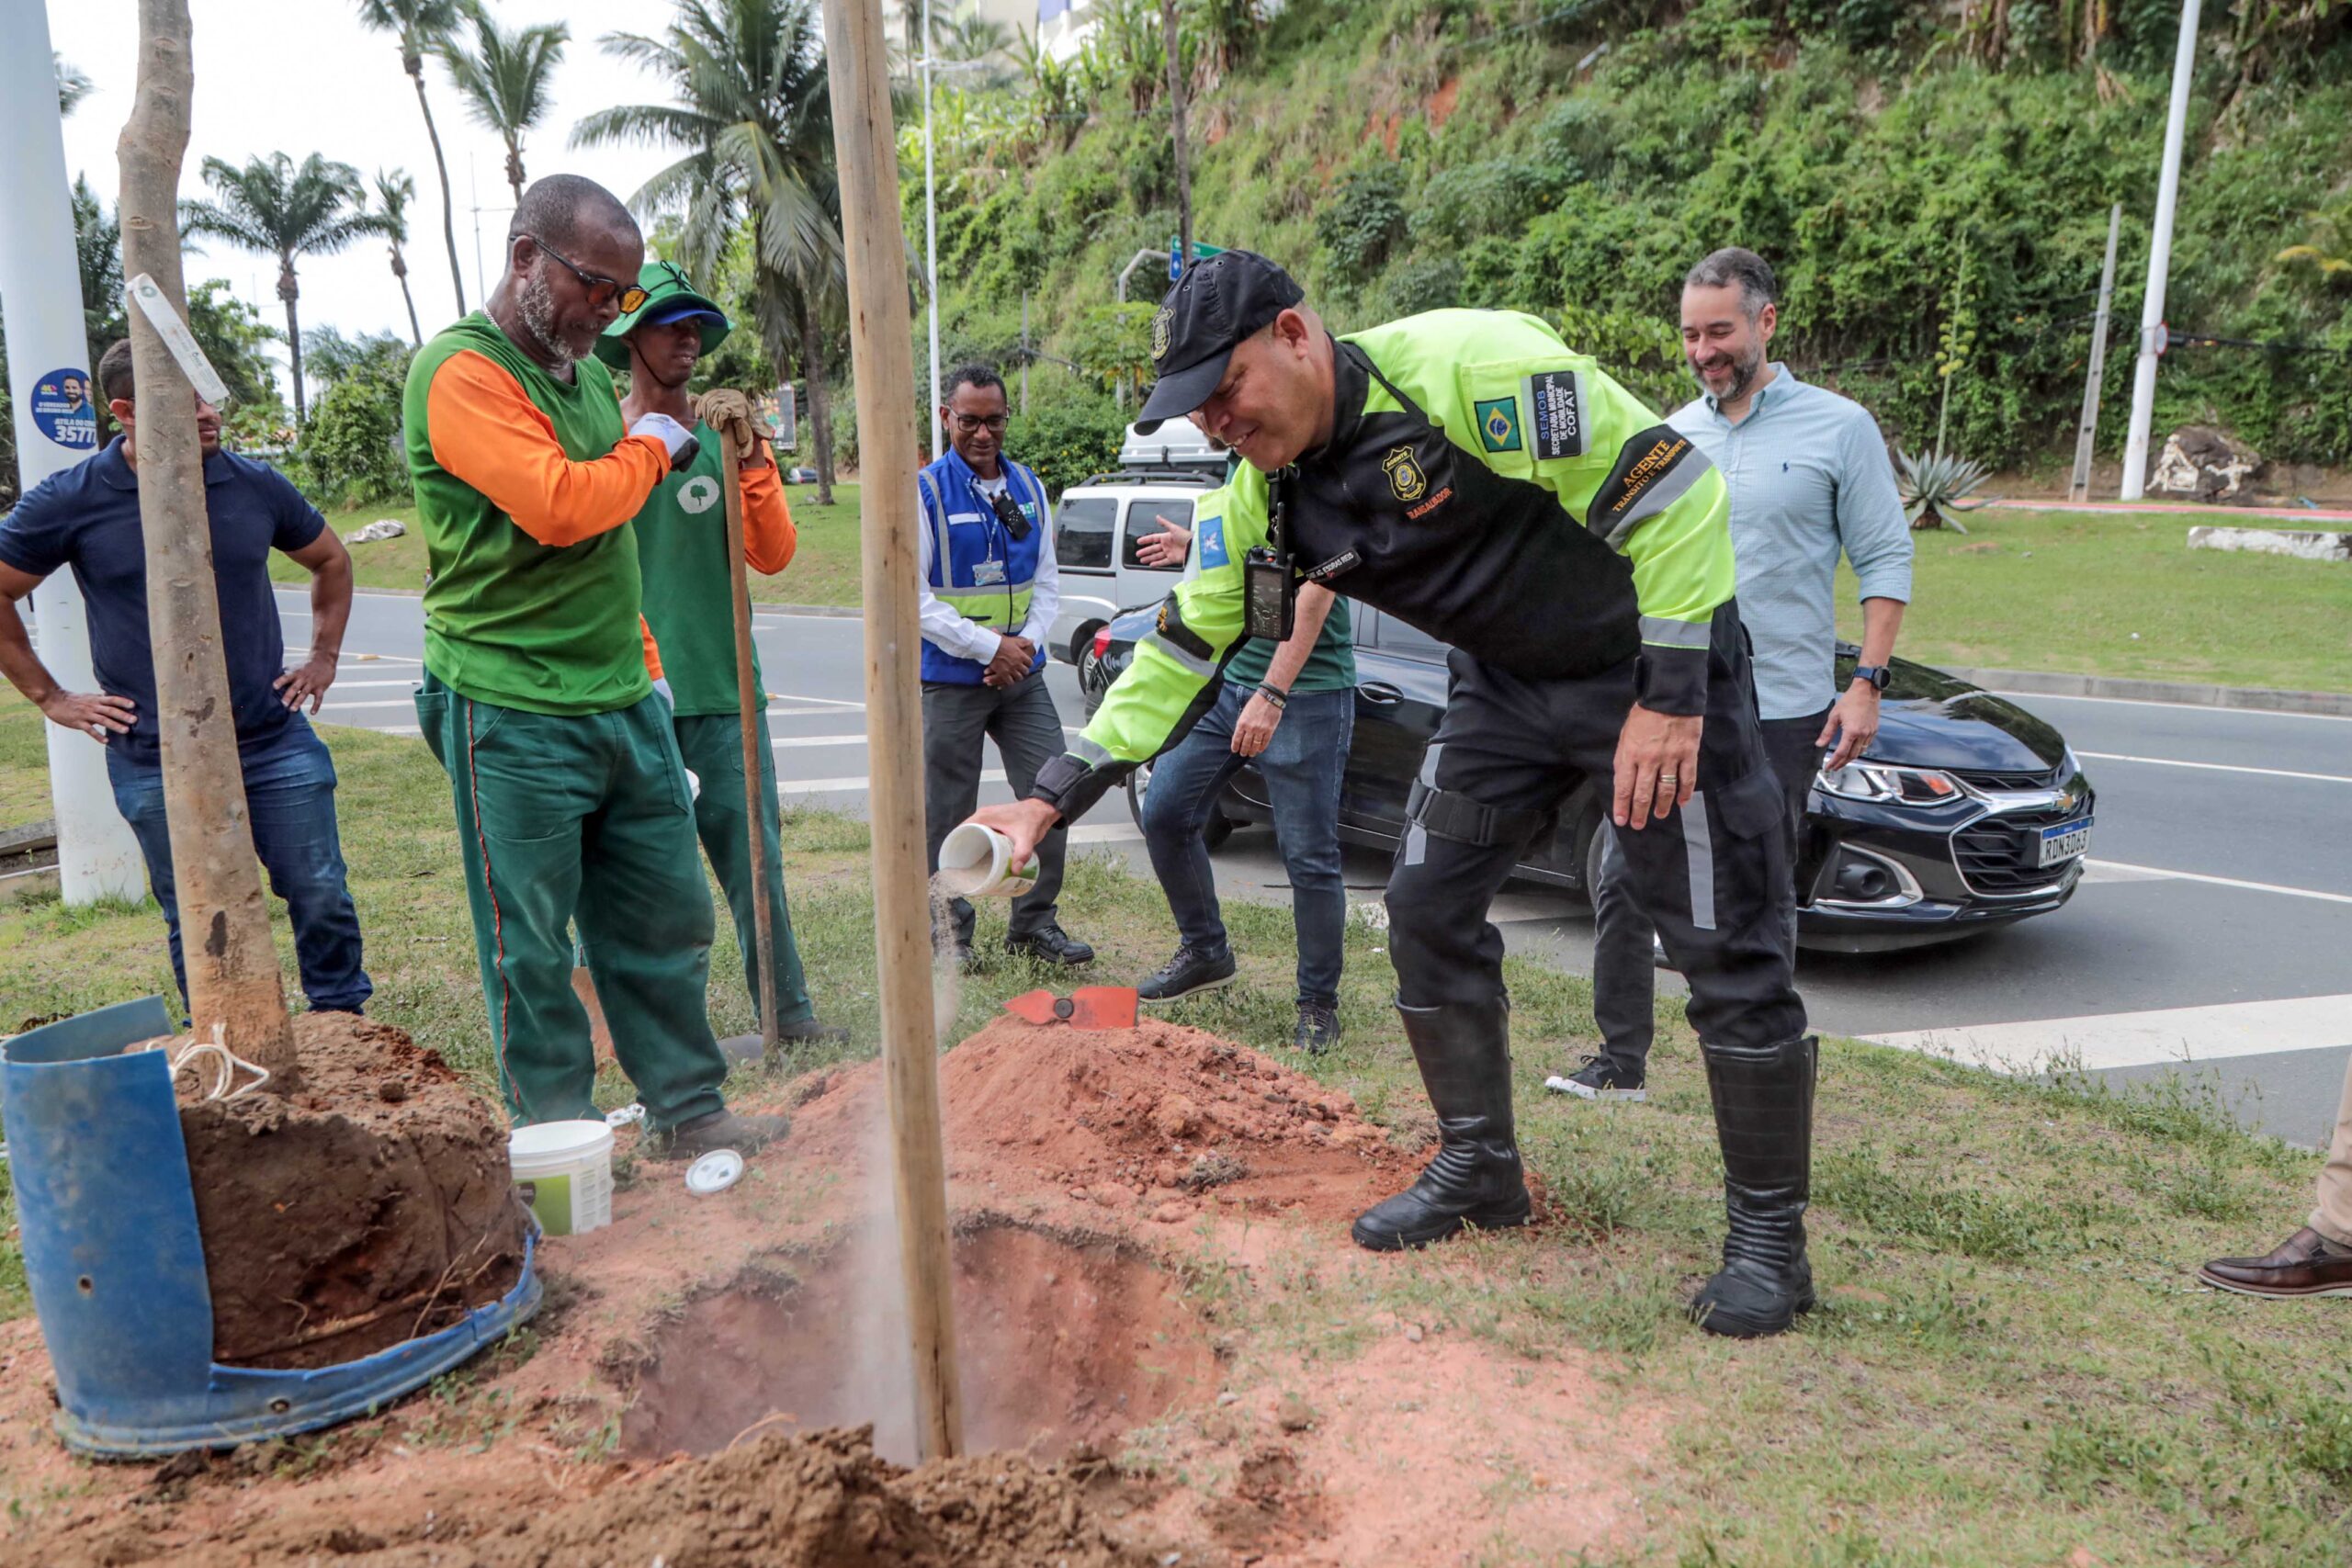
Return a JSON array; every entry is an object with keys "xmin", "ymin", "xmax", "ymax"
[{"xmin": 0, "ymin": 338, "xmax": 371, "ymax": 1015}]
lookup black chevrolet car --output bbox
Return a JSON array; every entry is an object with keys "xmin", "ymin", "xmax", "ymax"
[{"xmin": 1080, "ymin": 604, "xmax": 2096, "ymax": 953}]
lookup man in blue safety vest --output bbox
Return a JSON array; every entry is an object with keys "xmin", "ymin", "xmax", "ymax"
[{"xmin": 918, "ymin": 364, "xmax": 1094, "ymax": 971}]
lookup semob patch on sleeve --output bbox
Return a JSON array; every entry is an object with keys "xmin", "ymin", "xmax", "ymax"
[{"xmin": 1521, "ymin": 369, "xmax": 1589, "ymax": 461}]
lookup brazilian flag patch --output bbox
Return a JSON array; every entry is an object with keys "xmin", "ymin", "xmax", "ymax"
[{"xmin": 1475, "ymin": 396, "xmax": 1522, "ymax": 454}]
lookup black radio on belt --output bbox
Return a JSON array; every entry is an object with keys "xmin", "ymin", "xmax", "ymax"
[
  {"xmin": 1242, "ymin": 470, "xmax": 1296, "ymax": 643},
  {"xmin": 986, "ymin": 488, "xmax": 1032, "ymax": 541}
]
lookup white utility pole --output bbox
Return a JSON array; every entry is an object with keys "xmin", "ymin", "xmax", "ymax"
[
  {"xmin": 0, "ymin": 8, "xmax": 144, "ymax": 903},
  {"xmin": 921, "ymin": 0, "xmax": 941, "ymax": 462},
  {"xmin": 2119, "ymin": 0, "xmax": 2201, "ymax": 502},
  {"xmin": 2069, "ymin": 204, "xmax": 2123, "ymax": 504}
]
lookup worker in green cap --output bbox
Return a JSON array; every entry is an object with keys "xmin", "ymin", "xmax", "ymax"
[{"xmin": 599, "ymin": 260, "xmax": 848, "ymax": 1065}]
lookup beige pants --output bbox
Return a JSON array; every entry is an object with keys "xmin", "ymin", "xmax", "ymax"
[{"xmin": 2311, "ymin": 1054, "xmax": 2352, "ymax": 1247}]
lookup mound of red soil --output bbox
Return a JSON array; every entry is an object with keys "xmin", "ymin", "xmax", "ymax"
[
  {"xmin": 392, "ymin": 1426, "xmax": 1146, "ymax": 1568},
  {"xmin": 176, "ymin": 1012, "xmax": 527, "ymax": 1369},
  {"xmin": 791, "ymin": 1015, "xmax": 1408, "ymax": 1221}
]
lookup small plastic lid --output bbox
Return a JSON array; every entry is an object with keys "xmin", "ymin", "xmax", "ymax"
[{"xmin": 684, "ymin": 1148, "xmax": 744, "ymax": 1195}]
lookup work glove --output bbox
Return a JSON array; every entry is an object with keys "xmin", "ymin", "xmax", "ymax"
[
  {"xmin": 629, "ymin": 412, "xmax": 700, "ymax": 471},
  {"xmin": 692, "ymin": 388, "xmax": 763, "ymax": 464}
]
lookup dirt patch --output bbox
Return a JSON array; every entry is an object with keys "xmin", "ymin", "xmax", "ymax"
[
  {"xmin": 789, "ymin": 1015, "xmax": 1410, "ymax": 1226},
  {"xmin": 1425, "ymin": 75, "xmax": 1461, "ymax": 128},
  {"xmin": 0, "ymin": 1012, "xmax": 1667, "ymax": 1567},
  {"xmin": 406, "ymin": 1426, "xmax": 1147, "ymax": 1568},
  {"xmin": 622, "ymin": 1220, "xmax": 1219, "ymax": 1465},
  {"xmin": 176, "ymin": 1012, "xmax": 526, "ymax": 1368}
]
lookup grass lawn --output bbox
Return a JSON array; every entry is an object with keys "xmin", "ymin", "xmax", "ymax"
[
  {"xmin": 1, "ymin": 691, "xmax": 2346, "ymax": 1562},
  {"xmin": 1841, "ymin": 507, "xmax": 2352, "ymax": 694},
  {"xmin": 291, "ymin": 482, "xmax": 865, "ymax": 608},
  {"xmin": 304, "ymin": 494, "xmax": 2347, "ymax": 694}
]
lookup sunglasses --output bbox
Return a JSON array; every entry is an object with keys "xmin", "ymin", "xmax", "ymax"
[{"xmin": 520, "ymin": 232, "xmax": 650, "ymax": 314}]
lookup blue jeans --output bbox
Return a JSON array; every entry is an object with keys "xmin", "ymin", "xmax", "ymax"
[
  {"xmin": 1142, "ymin": 682, "xmax": 1352, "ymax": 1006},
  {"xmin": 106, "ymin": 716, "xmax": 372, "ymax": 1015}
]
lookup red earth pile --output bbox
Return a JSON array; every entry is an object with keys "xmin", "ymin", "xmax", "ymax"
[{"xmin": 790, "ymin": 1013, "xmax": 1411, "ymax": 1224}]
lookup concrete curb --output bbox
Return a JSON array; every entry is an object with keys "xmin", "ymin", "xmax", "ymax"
[{"xmin": 1946, "ymin": 666, "xmax": 2352, "ymax": 717}]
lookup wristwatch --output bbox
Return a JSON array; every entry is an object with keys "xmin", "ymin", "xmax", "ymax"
[{"xmin": 1850, "ymin": 664, "xmax": 1892, "ymax": 692}]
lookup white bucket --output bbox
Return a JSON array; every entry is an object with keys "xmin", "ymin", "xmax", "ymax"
[
  {"xmin": 933, "ymin": 821, "xmax": 1039, "ymax": 901},
  {"xmin": 507, "ymin": 1120, "xmax": 616, "ymax": 1236}
]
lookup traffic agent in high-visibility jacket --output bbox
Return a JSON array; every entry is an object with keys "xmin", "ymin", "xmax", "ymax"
[
  {"xmin": 977, "ymin": 253, "xmax": 1815, "ymax": 1340},
  {"xmin": 916, "ymin": 446, "xmax": 1054, "ymax": 685}
]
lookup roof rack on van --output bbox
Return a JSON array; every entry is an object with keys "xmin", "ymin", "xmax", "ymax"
[{"xmin": 1075, "ymin": 468, "xmax": 1223, "ymax": 488}]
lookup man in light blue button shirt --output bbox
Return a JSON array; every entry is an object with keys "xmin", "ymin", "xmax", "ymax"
[{"xmin": 1551, "ymin": 247, "xmax": 1914, "ymax": 1104}]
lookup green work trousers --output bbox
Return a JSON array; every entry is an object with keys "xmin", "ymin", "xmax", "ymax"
[
  {"xmin": 414, "ymin": 674, "xmax": 729, "ymax": 1133},
  {"xmin": 672, "ymin": 711, "xmax": 814, "ymax": 1028}
]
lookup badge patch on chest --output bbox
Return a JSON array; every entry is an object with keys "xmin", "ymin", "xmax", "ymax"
[
  {"xmin": 1382, "ymin": 445, "xmax": 1429, "ymax": 503},
  {"xmin": 678, "ymin": 475, "xmax": 720, "ymax": 514},
  {"xmin": 1474, "ymin": 397, "xmax": 1521, "ymax": 454},
  {"xmin": 1521, "ymin": 369, "xmax": 1589, "ymax": 460}
]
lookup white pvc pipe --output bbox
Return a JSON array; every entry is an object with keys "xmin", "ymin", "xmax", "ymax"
[
  {"xmin": 2119, "ymin": 0, "xmax": 2201, "ymax": 502},
  {"xmin": 0, "ymin": 1, "xmax": 145, "ymax": 903}
]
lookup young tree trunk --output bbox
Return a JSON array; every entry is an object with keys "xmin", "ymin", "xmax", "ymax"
[
  {"xmin": 504, "ymin": 141, "xmax": 525, "ymax": 209},
  {"xmin": 408, "ymin": 56, "xmax": 468, "ymax": 317},
  {"xmin": 392, "ymin": 247, "xmax": 423, "ymax": 346},
  {"xmin": 119, "ymin": 0, "xmax": 297, "ymax": 1087},
  {"xmin": 799, "ymin": 299, "xmax": 837, "ymax": 507},
  {"xmin": 1162, "ymin": 0, "xmax": 1191, "ymax": 263},
  {"xmin": 281, "ymin": 265, "xmax": 306, "ymax": 424}
]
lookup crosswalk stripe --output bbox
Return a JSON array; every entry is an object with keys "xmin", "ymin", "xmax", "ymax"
[
  {"xmin": 2075, "ymin": 750, "xmax": 2352, "ymax": 785},
  {"xmin": 1864, "ymin": 993, "xmax": 2352, "ymax": 1074},
  {"xmin": 2086, "ymin": 859, "xmax": 2352, "ymax": 906}
]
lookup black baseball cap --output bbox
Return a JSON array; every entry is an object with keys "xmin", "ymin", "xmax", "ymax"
[{"xmin": 1134, "ymin": 251, "xmax": 1305, "ymax": 434}]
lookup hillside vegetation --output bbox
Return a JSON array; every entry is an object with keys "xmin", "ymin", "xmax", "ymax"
[{"xmin": 919, "ymin": 0, "xmax": 2352, "ymax": 478}]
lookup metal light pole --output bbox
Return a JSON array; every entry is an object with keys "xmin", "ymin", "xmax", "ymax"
[
  {"xmin": 0, "ymin": 4, "xmax": 144, "ymax": 904},
  {"xmin": 2119, "ymin": 0, "xmax": 2201, "ymax": 502}
]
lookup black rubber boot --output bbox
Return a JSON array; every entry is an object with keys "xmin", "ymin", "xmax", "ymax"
[
  {"xmin": 1351, "ymin": 995, "xmax": 1532, "ymax": 1251},
  {"xmin": 1690, "ymin": 1034, "xmax": 1818, "ymax": 1337}
]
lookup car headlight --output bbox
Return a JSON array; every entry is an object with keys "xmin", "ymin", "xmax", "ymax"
[{"xmin": 1815, "ymin": 761, "xmax": 1966, "ymax": 806}]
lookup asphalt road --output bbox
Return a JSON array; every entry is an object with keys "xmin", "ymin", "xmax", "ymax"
[{"xmin": 285, "ymin": 586, "xmax": 2351, "ymax": 1149}]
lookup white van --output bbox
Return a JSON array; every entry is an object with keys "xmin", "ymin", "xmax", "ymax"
[{"xmin": 1046, "ymin": 423, "xmax": 1229, "ymax": 672}]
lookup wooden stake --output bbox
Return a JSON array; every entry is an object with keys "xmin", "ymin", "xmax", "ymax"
[
  {"xmin": 119, "ymin": 0, "xmax": 296, "ymax": 1086},
  {"xmin": 820, "ymin": 0, "xmax": 964, "ymax": 1461},
  {"xmin": 721, "ymin": 445, "xmax": 780, "ymax": 1059}
]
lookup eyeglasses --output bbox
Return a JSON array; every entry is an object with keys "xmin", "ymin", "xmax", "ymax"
[
  {"xmin": 950, "ymin": 413, "xmax": 1008, "ymax": 434},
  {"xmin": 519, "ymin": 232, "xmax": 650, "ymax": 314}
]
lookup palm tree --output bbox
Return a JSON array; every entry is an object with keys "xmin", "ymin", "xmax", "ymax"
[
  {"xmin": 376, "ymin": 168, "xmax": 424, "ymax": 345},
  {"xmin": 574, "ymin": 0, "xmax": 846, "ymax": 504},
  {"xmin": 354, "ymin": 0, "xmax": 469, "ymax": 316},
  {"xmin": 435, "ymin": 3, "xmax": 570, "ymax": 207},
  {"xmin": 182, "ymin": 153, "xmax": 384, "ymax": 425},
  {"xmin": 55, "ymin": 53, "xmax": 93, "ymax": 117}
]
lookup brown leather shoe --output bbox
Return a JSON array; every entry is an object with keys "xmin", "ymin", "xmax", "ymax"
[{"xmin": 2198, "ymin": 1227, "xmax": 2352, "ymax": 1299}]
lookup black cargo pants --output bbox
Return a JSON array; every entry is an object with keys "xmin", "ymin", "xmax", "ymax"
[{"xmin": 1385, "ymin": 603, "xmax": 1807, "ymax": 1055}]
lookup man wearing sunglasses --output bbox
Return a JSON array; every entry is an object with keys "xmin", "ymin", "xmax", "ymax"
[
  {"xmin": 404, "ymin": 174, "xmax": 786, "ymax": 1162},
  {"xmin": 918, "ymin": 364, "xmax": 1093, "ymax": 972},
  {"xmin": 597, "ymin": 261, "xmax": 848, "ymax": 1065}
]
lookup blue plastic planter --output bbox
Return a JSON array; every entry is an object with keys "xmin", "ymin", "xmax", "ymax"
[{"xmin": 2, "ymin": 997, "xmax": 540, "ymax": 1458}]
